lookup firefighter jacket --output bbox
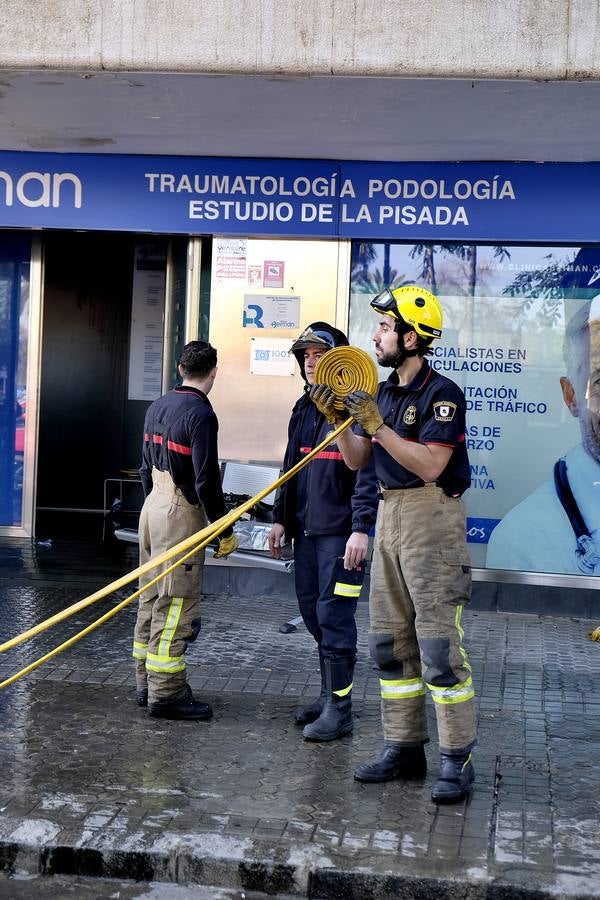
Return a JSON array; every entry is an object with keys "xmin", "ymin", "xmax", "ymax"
[
  {"xmin": 272, "ymin": 391, "xmax": 378, "ymax": 543},
  {"xmin": 140, "ymin": 385, "xmax": 230, "ymax": 529}
]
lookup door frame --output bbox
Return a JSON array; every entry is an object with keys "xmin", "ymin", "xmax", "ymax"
[{"xmin": 0, "ymin": 233, "xmax": 205, "ymax": 538}]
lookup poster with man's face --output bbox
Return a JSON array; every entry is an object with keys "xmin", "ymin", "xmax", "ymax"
[{"xmin": 349, "ymin": 243, "xmax": 600, "ymax": 576}]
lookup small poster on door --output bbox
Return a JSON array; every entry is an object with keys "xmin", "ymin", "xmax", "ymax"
[
  {"xmin": 263, "ymin": 260, "xmax": 285, "ymax": 288},
  {"xmin": 248, "ymin": 265, "xmax": 262, "ymax": 287},
  {"xmin": 215, "ymin": 237, "xmax": 247, "ymax": 281}
]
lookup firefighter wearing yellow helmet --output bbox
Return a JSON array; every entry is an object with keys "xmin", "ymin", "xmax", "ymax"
[{"xmin": 310, "ymin": 284, "xmax": 477, "ymax": 803}]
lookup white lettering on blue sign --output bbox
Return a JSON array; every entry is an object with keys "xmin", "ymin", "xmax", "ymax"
[
  {"xmin": 189, "ymin": 200, "xmax": 295, "ymax": 222},
  {"xmin": 0, "ymin": 171, "xmax": 82, "ymax": 208},
  {"xmin": 367, "ymin": 177, "xmax": 515, "ymax": 201},
  {"xmin": 378, "ymin": 205, "xmax": 469, "ymax": 226},
  {"xmin": 146, "ymin": 173, "xmax": 339, "ymax": 197},
  {"xmin": 3, "ymin": 153, "xmax": 600, "ymax": 240}
]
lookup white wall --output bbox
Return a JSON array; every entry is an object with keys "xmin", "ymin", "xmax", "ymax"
[{"xmin": 1, "ymin": 0, "xmax": 599, "ymax": 80}]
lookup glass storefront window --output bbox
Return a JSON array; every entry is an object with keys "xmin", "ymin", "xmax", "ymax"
[
  {"xmin": 0, "ymin": 234, "xmax": 31, "ymax": 526},
  {"xmin": 209, "ymin": 237, "xmax": 341, "ymax": 464},
  {"xmin": 349, "ymin": 242, "xmax": 600, "ymax": 578}
]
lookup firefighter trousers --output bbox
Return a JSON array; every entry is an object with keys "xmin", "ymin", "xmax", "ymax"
[
  {"xmin": 368, "ymin": 484, "xmax": 476, "ymax": 755},
  {"xmin": 294, "ymin": 532, "xmax": 365, "ymax": 661},
  {"xmin": 133, "ymin": 468, "xmax": 208, "ymax": 703}
]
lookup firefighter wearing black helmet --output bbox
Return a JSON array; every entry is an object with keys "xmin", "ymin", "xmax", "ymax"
[
  {"xmin": 268, "ymin": 322, "xmax": 377, "ymax": 743},
  {"xmin": 311, "ymin": 288, "xmax": 476, "ymax": 803}
]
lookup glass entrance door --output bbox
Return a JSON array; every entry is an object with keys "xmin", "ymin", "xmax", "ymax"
[{"xmin": 0, "ymin": 233, "xmax": 33, "ymax": 530}]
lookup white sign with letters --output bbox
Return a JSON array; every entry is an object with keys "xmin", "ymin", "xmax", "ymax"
[
  {"xmin": 243, "ymin": 294, "xmax": 300, "ymax": 329},
  {"xmin": 250, "ymin": 338, "xmax": 295, "ymax": 376}
]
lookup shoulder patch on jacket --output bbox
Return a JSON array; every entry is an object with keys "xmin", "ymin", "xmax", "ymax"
[{"xmin": 433, "ymin": 401, "xmax": 457, "ymax": 422}]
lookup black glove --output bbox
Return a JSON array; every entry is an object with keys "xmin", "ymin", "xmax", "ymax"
[{"xmin": 344, "ymin": 391, "xmax": 383, "ymax": 435}]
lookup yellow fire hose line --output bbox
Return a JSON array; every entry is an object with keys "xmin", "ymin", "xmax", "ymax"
[
  {"xmin": 1, "ymin": 508, "xmax": 237, "ymax": 655},
  {"xmin": 0, "ymin": 346, "xmax": 378, "ymax": 688},
  {"xmin": 0, "ymin": 512, "xmax": 241, "ymax": 690},
  {"xmin": 0, "ymin": 418, "xmax": 351, "ymax": 657},
  {"xmin": 0, "ymin": 421, "xmax": 351, "ymax": 690}
]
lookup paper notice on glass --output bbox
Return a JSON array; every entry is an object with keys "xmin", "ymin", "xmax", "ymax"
[
  {"xmin": 128, "ymin": 243, "xmax": 167, "ymax": 401},
  {"xmin": 250, "ymin": 338, "xmax": 295, "ymax": 376},
  {"xmin": 263, "ymin": 260, "xmax": 285, "ymax": 288},
  {"xmin": 248, "ymin": 265, "xmax": 262, "ymax": 287},
  {"xmin": 215, "ymin": 237, "xmax": 247, "ymax": 281}
]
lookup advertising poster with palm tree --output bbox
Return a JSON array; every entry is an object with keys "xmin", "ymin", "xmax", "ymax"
[{"xmin": 349, "ymin": 242, "xmax": 600, "ymax": 576}]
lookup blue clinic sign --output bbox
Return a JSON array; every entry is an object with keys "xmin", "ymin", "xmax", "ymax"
[{"xmin": 1, "ymin": 151, "xmax": 600, "ymax": 241}]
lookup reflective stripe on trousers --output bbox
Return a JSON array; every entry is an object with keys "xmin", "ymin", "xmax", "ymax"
[
  {"xmin": 369, "ymin": 485, "xmax": 476, "ymax": 754},
  {"xmin": 132, "ymin": 641, "xmax": 148, "ymax": 661},
  {"xmin": 133, "ymin": 468, "xmax": 208, "ymax": 702},
  {"xmin": 146, "ymin": 597, "xmax": 186, "ymax": 674},
  {"xmin": 379, "ymin": 676, "xmax": 426, "ymax": 700}
]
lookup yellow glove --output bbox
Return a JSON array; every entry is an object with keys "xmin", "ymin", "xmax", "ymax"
[
  {"xmin": 344, "ymin": 391, "xmax": 383, "ymax": 435},
  {"xmin": 309, "ymin": 384, "xmax": 347, "ymax": 424},
  {"xmin": 214, "ymin": 532, "xmax": 239, "ymax": 559}
]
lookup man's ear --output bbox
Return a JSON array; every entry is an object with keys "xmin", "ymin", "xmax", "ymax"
[
  {"xmin": 560, "ymin": 376, "xmax": 578, "ymax": 417},
  {"xmin": 403, "ymin": 330, "xmax": 419, "ymax": 351}
]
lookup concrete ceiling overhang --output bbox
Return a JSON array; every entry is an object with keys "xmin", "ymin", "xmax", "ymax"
[{"xmin": 0, "ymin": 70, "xmax": 599, "ymax": 162}]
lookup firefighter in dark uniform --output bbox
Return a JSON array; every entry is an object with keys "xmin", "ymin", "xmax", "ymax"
[
  {"xmin": 133, "ymin": 341, "xmax": 238, "ymax": 721},
  {"xmin": 268, "ymin": 323, "xmax": 377, "ymax": 742},
  {"xmin": 312, "ymin": 287, "xmax": 476, "ymax": 802}
]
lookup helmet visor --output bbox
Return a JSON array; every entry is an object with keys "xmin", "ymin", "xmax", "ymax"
[
  {"xmin": 370, "ymin": 288, "xmax": 399, "ymax": 319},
  {"xmin": 290, "ymin": 328, "xmax": 335, "ymax": 354}
]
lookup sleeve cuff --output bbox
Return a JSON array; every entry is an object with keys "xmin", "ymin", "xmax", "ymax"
[{"xmin": 351, "ymin": 521, "xmax": 370, "ymax": 534}]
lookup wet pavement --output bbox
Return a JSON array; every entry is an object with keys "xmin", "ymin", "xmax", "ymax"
[
  {"xmin": 0, "ymin": 873, "xmax": 292, "ymax": 898},
  {"xmin": 0, "ymin": 539, "xmax": 600, "ymax": 898}
]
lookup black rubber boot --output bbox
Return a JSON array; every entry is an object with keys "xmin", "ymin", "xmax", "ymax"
[
  {"xmin": 294, "ymin": 650, "xmax": 326, "ymax": 725},
  {"xmin": 136, "ymin": 688, "xmax": 148, "ymax": 707},
  {"xmin": 354, "ymin": 744, "xmax": 427, "ymax": 782},
  {"xmin": 148, "ymin": 684, "xmax": 213, "ymax": 721},
  {"xmin": 431, "ymin": 753, "xmax": 475, "ymax": 803},
  {"xmin": 302, "ymin": 657, "xmax": 353, "ymax": 742}
]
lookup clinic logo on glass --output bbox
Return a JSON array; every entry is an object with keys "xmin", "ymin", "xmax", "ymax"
[
  {"xmin": 0, "ymin": 170, "xmax": 83, "ymax": 208},
  {"xmin": 243, "ymin": 305, "xmax": 264, "ymax": 328},
  {"xmin": 467, "ymin": 517, "xmax": 501, "ymax": 544},
  {"xmin": 254, "ymin": 348, "xmax": 270, "ymax": 362}
]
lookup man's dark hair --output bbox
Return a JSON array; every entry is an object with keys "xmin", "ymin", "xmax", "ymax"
[
  {"xmin": 414, "ymin": 335, "xmax": 435, "ymax": 357},
  {"xmin": 178, "ymin": 341, "xmax": 217, "ymax": 378}
]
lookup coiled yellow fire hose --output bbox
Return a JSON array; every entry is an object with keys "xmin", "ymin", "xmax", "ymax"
[{"xmin": 0, "ymin": 346, "xmax": 378, "ymax": 690}]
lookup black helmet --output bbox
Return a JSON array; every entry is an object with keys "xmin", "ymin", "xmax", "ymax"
[{"xmin": 290, "ymin": 321, "xmax": 349, "ymax": 382}]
